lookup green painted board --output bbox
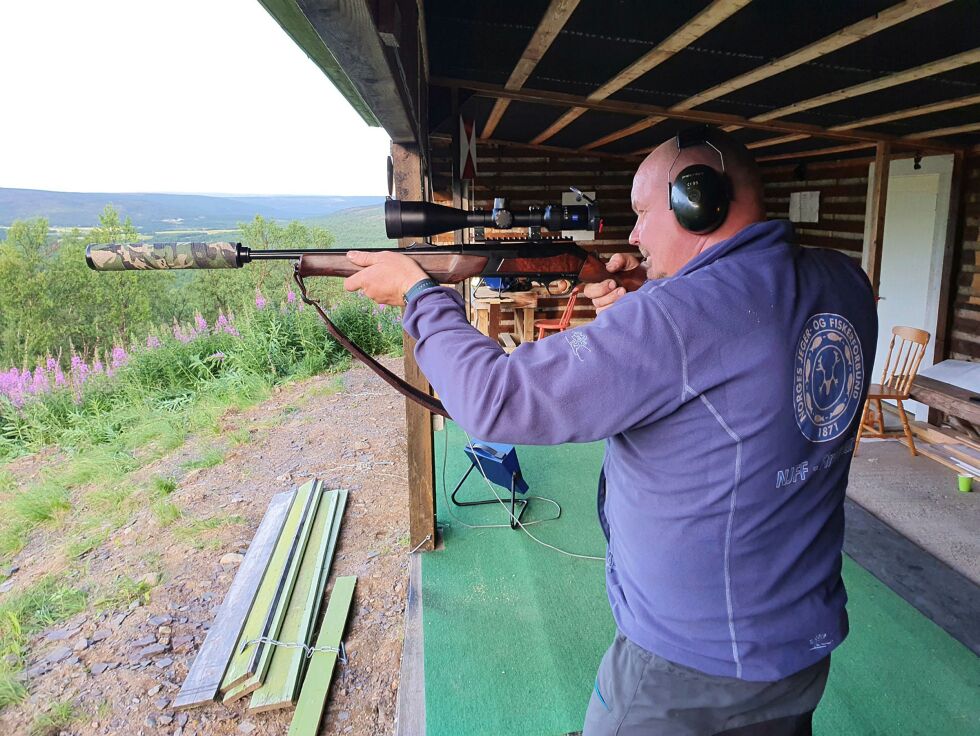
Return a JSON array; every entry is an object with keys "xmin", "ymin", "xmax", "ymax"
[
  {"xmin": 249, "ymin": 489, "xmax": 349, "ymax": 713},
  {"xmin": 220, "ymin": 480, "xmax": 320, "ymax": 694},
  {"xmin": 223, "ymin": 480, "xmax": 324, "ymax": 700},
  {"xmin": 287, "ymin": 576, "xmax": 356, "ymax": 736},
  {"xmin": 173, "ymin": 491, "xmax": 292, "ymax": 710},
  {"xmin": 293, "ymin": 488, "xmax": 349, "ymax": 698}
]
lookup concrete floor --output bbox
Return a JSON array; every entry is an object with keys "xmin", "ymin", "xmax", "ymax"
[{"xmin": 847, "ymin": 438, "xmax": 979, "ymax": 584}]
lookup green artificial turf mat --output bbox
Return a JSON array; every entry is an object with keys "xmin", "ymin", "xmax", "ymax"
[
  {"xmin": 423, "ymin": 423, "xmax": 979, "ymax": 735},
  {"xmin": 816, "ymin": 557, "xmax": 980, "ymax": 735}
]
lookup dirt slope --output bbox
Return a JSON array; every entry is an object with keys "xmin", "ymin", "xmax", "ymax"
[{"xmin": 0, "ymin": 359, "xmax": 412, "ymax": 736}]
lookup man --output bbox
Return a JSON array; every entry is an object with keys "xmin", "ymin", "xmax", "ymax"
[{"xmin": 344, "ymin": 127, "xmax": 877, "ymax": 735}]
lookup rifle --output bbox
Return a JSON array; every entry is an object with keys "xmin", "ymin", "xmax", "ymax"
[{"xmin": 85, "ymin": 198, "xmax": 646, "ymax": 416}]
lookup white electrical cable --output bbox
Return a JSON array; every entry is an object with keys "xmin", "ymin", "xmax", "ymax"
[{"xmin": 439, "ymin": 428, "xmax": 604, "ymax": 562}]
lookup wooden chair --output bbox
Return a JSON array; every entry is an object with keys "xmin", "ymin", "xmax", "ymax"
[
  {"xmin": 534, "ymin": 285, "xmax": 582, "ymax": 340},
  {"xmin": 855, "ymin": 326, "xmax": 931, "ymax": 457}
]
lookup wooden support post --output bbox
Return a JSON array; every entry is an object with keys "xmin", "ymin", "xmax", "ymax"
[
  {"xmin": 866, "ymin": 141, "xmax": 891, "ymax": 296},
  {"xmin": 392, "ymin": 142, "xmax": 437, "ymax": 553},
  {"xmin": 933, "ymin": 151, "xmax": 966, "ymax": 366}
]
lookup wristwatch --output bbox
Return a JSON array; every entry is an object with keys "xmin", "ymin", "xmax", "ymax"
[{"xmin": 403, "ymin": 277, "xmax": 440, "ymax": 305}]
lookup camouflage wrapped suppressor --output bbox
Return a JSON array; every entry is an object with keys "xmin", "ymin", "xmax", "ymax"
[{"xmin": 85, "ymin": 242, "xmax": 242, "ymax": 271}]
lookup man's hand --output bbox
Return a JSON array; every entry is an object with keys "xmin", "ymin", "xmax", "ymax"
[
  {"xmin": 583, "ymin": 253, "xmax": 641, "ymax": 314},
  {"xmin": 344, "ymin": 250, "xmax": 430, "ymax": 306}
]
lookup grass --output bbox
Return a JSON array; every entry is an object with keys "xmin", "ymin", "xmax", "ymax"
[
  {"xmin": 95, "ymin": 574, "xmax": 154, "ymax": 610},
  {"xmin": 228, "ymin": 428, "xmax": 252, "ymax": 446},
  {"xmin": 0, "ymin": 469, "xmax": 14, "ymax": 496},
  {"xmin": 0, "ymin": 577, "xmax": 88, "ymax": 708},
  {"xmin": 0, "ymin": 292, "xmax": 404, "ymax": 713},
  {"xmin": 152, "ymin": 501, "xmax": 182, "ymax": 527},
  {"xmin": 176, "ymin": 514, "xmax": 247, "ymax": 550},
  {"xmin": 30, "ymin": 699, "xmax": 76, "ymax": 736},
  {"xmin": 182, "ymin": 448, "xmax": 225, "ymax": 470}
]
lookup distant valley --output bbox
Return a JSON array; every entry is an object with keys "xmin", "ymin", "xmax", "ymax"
[{"xmin": 0, "ymin": 187, "xmax": 388, "ymax": 246}]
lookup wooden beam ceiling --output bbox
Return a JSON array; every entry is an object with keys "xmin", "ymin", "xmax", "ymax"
[
  {"xmin": 752, "ymin": 48, "xmax": 980, "ymax": 122},
  {"xmin": 529, "ymin": 0, "xmax": 750, "ymax": 145},
  {"xmin": 755, "ymin": 142, "xmax": 875, "ymax": 162},
  {"xmin": 480, "ymin": 0, "xmax": 580, "ymax": 139},
  {"xmin": 904, "ymin": 122, "xmax": 980, "ymax": 139},
  {"xmin": 746, "ymin": 133, "xmax": 811, "ymax": 150},
  {"xmin": 581, "ymin": 116, "xmax": 666, "ymax": 150},
  {"xmin": 828, "ymin": 92, "xmax": 980, "ymax": 132},
  {"xmin": 677, "ymin": 0, "xmax": 950, "ymax": 111},
  {"xmin": 432, "ymin": 77, "xmax": 960, "ymax": 153},
  {"xmin": 581, "ymin": 1, "xmax": 950, "ymax": 148}
]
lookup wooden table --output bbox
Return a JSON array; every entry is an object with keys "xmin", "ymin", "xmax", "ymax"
[
  {"xmin": 471, "ymin": 286, "xmax": 539, "ymax": 345},
  {"xmin": 910, "ymin": 375, "xmax": 980, "ymax": 437}
]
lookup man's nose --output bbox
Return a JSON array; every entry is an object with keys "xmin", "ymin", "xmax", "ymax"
[{"xmin": 628, "ymin": 219, "xmax": 640, "ymax": 245}]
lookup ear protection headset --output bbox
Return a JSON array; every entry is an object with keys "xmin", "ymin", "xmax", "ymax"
[{"xmin": 667, "ymin": 125, "xmax": 732, "ymax": 234}]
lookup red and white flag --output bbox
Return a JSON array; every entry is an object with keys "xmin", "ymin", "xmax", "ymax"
[{"xmin": 460, "ymin": 116, "xmax": 478, "ymax": 180}]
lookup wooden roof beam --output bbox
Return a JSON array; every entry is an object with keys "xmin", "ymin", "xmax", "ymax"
[
  {"xmin": 752, "ymin": 48, "xmax": 980, "ymax": 122},
  {"xmin": 431, "ymin": 132, "xmax": 643, "ymax": 161},
  {"xmin": 586, "ymin": 1, "xmax": 951, "ymax": 148},
  {"xmin": 675, "ymin": 0, "xmax": 950, "ymax": 111},
  {"xmin": 746, "ymin": 133, "xmax": 812, "ymax": 150},
  {"xmin": 829, "ymin": 92, "xmax": 980, "ymax": 131},
  {"xmin": 530, "ymin": 0, "xmax": 751, "ymax": 144},
  {"xmin": 431, "ymin": 77, "xmax": 961, "ymax": 153},
  {"xmin": 581, "ymin": 116, "xmax": 666, "ymax": 151},
  {"xmin": 756, "ymin": 142, "xmax": 875, "ymax": 162},
  {"xmin": 481, "ymin": 0, "xmax": 580, "ymax": 139},
  {"xmin": 904, "ymin": 122, "xmax": 980, "ymax": 139}
]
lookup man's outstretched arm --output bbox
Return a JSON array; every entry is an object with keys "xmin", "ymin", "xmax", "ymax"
[{"xmin": 342, "ymin": 249, "xmax": 679, "ymax": 445}]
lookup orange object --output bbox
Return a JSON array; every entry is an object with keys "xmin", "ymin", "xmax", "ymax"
[
  {"xmin": 855, "ymin": 325, "xmax": 930, "ymax": 457},
  {"xmin": 534, "ymin": 285, "xmax": 582, "ymax": 340}
]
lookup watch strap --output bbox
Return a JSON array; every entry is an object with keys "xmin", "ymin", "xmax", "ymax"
[{"xmin": 403, "ymin": 277, "xmax": 440, "ymax": 305}]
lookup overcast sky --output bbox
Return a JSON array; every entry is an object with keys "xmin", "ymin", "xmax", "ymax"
[{"xmin": 0, "ymin": 0, "xmax": 392, "ymax": 196}]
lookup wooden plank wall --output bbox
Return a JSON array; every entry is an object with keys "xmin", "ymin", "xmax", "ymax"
[
  {"xmin": 950, "ymin": 154, "xmax": 980, "ymax": 361},
  {"xmin": 760, "ymin": 158, "xmax": 871, "ymax": 263},
  {"xmin": 429, "ymin": 137, "xmax": 640, "ymax": 339}
]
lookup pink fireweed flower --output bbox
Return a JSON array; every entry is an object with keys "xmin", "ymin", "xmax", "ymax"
[
  {"xmin": 287, "ymin": 289, "xmax": 296, "ymax": 304},
  {"xmin": 111, "ymin": 347, "xmax": 128, "ymax": 369},
  {"xmin": 173, "ymin": 322, "xmax": 191, "ymax": 344},
  {"xmin": 92, "ymin": 358, "xmax": 104, "ymax": 375},
  {"xmin": 146, "ymin": 334, "xmax": 161, "ymax": 349},
  {"xmin": 255, "ymin": 290, "xmax": 267, "ymax": 310},
  {"xmin": 31, "ymin": 367, "xmax": 50, "ymax": 395},
  {"xmin": 215, "ymin": 313, "xmax": 240, "ymax": 337},
  {"xmin": 195, "ymin": 313, "xmax": 208, "ymax": 333},
  {"xmin": 46, "ymin": 357, "xmax": 57, "ymax": 372},
  {"xmin": 54, "ymin": 365, "xmax": 66, "ymax": 387}
]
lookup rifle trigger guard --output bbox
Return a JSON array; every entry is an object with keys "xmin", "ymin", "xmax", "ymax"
[{"xmin": 292, "ymin": 267, "xmax": 449, "ymax": 418}]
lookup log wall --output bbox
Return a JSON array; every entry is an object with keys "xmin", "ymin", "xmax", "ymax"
[
  {"xmin": 760, "ymin": 158, "xmax": 871, "ymax": 264},
  {"xmin": 950, "ymin": 154, "xmax": 980, "ymax": 361}
]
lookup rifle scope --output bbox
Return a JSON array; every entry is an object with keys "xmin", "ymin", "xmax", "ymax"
[{"xmin": 385, "ymin": 197, "xmax": 600, "ymax": 239}]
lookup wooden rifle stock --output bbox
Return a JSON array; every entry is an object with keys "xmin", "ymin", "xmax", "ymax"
[
  {"xmin": 297, "ymin": 247, "xmax": 646, "ymax": 292},
  {"xmin": 297, "ymin": 252, "xmax": 489, "ymax": 283}
]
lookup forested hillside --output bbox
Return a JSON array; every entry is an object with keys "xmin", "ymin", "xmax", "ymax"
[{"xmin": 0, "ymin": 188, "xmax": 384, "ymax": 232}]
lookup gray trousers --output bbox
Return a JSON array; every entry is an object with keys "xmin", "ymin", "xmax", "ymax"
[{"xmin": 583, "ymin": 633, "xmax": 830, "ymax": 736}]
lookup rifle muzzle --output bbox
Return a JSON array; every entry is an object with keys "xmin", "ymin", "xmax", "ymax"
[{"xmin": 85, "ymin": 242, "xmax": 242, "ymax": 271}]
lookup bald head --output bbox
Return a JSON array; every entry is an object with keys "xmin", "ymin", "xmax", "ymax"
[{"xmin": 629, "ymin": 127, "xmax": 766, "ymax": 278}]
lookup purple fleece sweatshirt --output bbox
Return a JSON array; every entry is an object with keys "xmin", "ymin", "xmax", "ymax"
[{"xmin": 404, "ymin": 220, "xmax": 877, "ymax": 681}]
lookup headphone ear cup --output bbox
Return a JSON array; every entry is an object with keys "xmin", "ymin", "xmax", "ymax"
[{"xmin": 669, "ymin": 164, "xmax": 730, "ymax": 234}]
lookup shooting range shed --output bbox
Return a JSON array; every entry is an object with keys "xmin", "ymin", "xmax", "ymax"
[{"xmin": 257, "ymin": 2, "xmax": 979, "ymax": 734}]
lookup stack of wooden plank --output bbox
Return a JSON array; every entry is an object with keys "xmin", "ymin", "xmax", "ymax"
[{"xmin": 173, "ymin": 480, "xmax": 355, "ymax": 735}]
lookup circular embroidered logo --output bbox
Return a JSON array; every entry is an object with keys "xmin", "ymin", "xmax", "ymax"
[{"xmin": 794, "ymin": 313, "xmax": 864, "ymax": 443}]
